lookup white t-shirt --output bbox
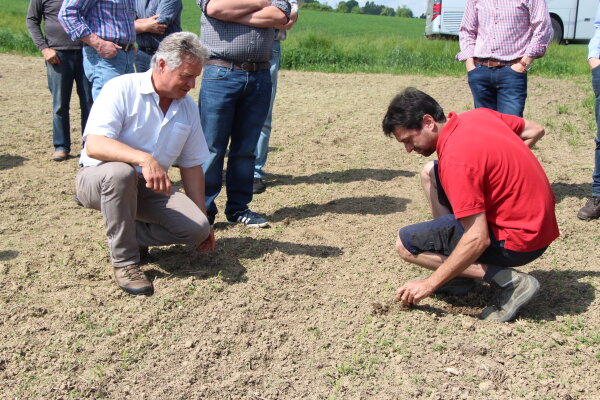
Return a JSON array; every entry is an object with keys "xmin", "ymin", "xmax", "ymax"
[{"xmin": 80, "ymin": 70, "xmax": 209, "ymax": 171}]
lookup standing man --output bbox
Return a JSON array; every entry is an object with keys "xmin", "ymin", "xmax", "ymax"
[
  {"xmin": 134, "ymin": 0, "xmax": 183, "ymax": 73},
  {"xmin": 456, "ymin": 0, "xmax": 552, "ymax": 117},
  {"xmin": 252, "ymin": 0, "xmax": 298, "ymax": 194},
  {"xmin": 198, "ymin": 0, "xmax": 291, "ymax": 227},
  {"xmin": 59, "ymin": 0, "xmax": 137, "ymax": 100},
  {"xmin": 382, "ymin": 88, "xmax": 559, "ymax": 322},
  {"xmin": 75, "ymin": 32, "xmax": 215, "ymax": 296},
  {"xmin": 577, "ymin": 4, "xmax": 600, "ymax": 220},
  {"xmin": 26, "ymin": 0, "xmax": 93, "ymax": 162}
]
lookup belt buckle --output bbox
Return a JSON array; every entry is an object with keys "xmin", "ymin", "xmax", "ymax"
[{"xmin": 240, "ymin": 62, "xmax": 257, "ymax": 72}]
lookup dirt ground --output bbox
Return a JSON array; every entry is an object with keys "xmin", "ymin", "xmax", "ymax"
[{"xmin": 0, "ymin": 53, "xmax": 599, "ymax": 400}]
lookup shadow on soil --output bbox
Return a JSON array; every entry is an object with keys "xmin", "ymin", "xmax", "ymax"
[
  {"xmin": 146, "ymin": 237, "xmax": 343, "ymax": 284},
  {"xmin": 0, "ymin": 154, "xmax": 27, "ymax": 171},
  {"xmin": 0, "ymin": 250, "xmax": 19, "ymax": 261},
  {"xmin": 266, "ymin": 168, "xmax": 415, "ymax": 187},
  {"xmin": 395, "ymin": 269, "xmax": 598, "ymax": 321},
  {"xmin": 552, "ymin": 182, "xmax": 591, "ymax": 202},
  {"xmin": 268, "ymin": 195, "xmax": 411, "ymax": 222}
]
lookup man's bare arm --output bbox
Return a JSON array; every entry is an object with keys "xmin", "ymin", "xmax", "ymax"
[
  {"xmin": 229, "ymin": 6, "xmax": 287, "ymax": 28},
  {"xmin": 135, "ymin": 14, "xmax": 167, "ymax": 34},
  {"xmin": 205, "ymin": 0, "xmax": 270, "ymax": 21},
  {"xmin": 520, "ymin": 119, "xmax": 545, "ymax": 148},
  {"xmin": 85, "ymin": 135, "xmax": 171, "ymax": 195},
  {"xmin": 79, "ymin": 33, "xmax": 120, "ymax": 58},
  {"xmin": 395, "ymin": 212, "xmax": 490, "ymax": 305},
  {"xmin": 179, "ymin": 165, "xmax": 216, "ymax": 252}
]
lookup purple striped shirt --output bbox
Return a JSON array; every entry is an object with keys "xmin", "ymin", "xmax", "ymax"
[
  {"xmin": 59, "ymin": 0, "xmax": 136, "ymax": 44},
  {"xmin": 456, "ymin": 0, "xmax": 552, "ymax": 62}
]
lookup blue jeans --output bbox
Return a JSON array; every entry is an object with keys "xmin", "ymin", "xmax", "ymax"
[
  {"xmin": 46, "ymin": 50, "xmax": 93, "ymax": 153},
  {"xmin": 254, "ymin": 40, "xmax": 281, "ymax": 179},
  {"xmin": 467, "ymin": 63, "xmax": 528, "ymax": 117},
  {"xmin": 134, "ymin": 48, "xmax": 153, "ymax": 73},
  {"xmin": 199, "ymin": 65, "xmax": 272, "ymax": 218},
  {"xmin": 592, "ymin": 66, "xmax": 600, "ymax": 196},
  {"xmin": 83, "ymin": 46, "xmax": 135, "ymax": 100}
]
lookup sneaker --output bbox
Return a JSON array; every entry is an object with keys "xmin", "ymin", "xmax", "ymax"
[
  {"xmin": 480, "ymin": 268, "xmax": 539, "ymax": 322},
  {"xmin": 434, "ymin": 277, "xmax": 476, "ymax": 296},
  {"xmin": 577, "ymin": 196, "xmax": 600, "ymax": 220},
  {"xmin": 113, "ymin": 264, "xmax": 154, "ymax": 296},
  {"xmin": 253, "ymin": 178, "xmax": 266, "ymax": 194},
  {"xmin": 227, "ymin": 209, "xmax": 269, "ymax": 228},
  {"xmin": 52, "ymin": 150, "xmax": 68, "ymax": 161}
]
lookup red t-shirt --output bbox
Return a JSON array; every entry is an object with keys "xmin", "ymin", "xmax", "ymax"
[{"xmin": 436, "ymin": 109, "xmax": 559, "ymax": 252}]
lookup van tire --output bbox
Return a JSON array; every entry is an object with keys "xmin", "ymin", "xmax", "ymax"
[{"xmin": 551, "ymin": 16, "xmax": 563, "ymax": 43}]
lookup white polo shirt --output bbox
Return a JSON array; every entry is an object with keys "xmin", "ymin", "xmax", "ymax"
[{"xmin": 80, "ymin": 70, "xmax": 209, "ymax": 171}]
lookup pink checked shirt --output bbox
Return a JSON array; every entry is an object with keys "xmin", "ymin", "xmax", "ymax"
[{"xmin": 456, "ymin": 0, "xmax": 552, "ymax": 62}]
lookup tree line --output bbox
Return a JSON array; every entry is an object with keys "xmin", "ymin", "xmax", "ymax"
[{"xmin": 301, "ymin": 0, "xmax": 416, "ymax": 17}]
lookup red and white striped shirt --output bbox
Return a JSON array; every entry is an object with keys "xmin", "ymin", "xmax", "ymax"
[{"xmin": 456, "ymin": 0, "xmax": 552, "ymax": 62}]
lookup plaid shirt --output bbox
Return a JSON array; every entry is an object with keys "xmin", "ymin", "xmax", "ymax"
[
  {"xmin": 456, "ymin": 0, "xmax": 552, "ymax": 62},
  {"xmin": 59, "ymin": 0, "xmax": 136, "ymax": 44},
  {"xmin": 198, "ymin": 0, "xmax": 291, "ymax": 63}
]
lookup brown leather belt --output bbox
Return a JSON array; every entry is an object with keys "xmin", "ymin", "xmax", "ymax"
[
  {"xmin": 473, "ymin": 57, "xmax": 519, "ymax": 67},
  {"xmin": 206, "ymin": 58, "xmax": 271, "ymax": 72}
]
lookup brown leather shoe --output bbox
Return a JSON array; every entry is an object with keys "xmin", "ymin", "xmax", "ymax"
[
  {"xmin": 113, "ymin": 264, "xmax": 153, "ymax": 296},
  {"xmin": 577, "ymin": 196, "xmax": 600, "ymax": 220},
  {"xmin": 52, "ymin": 150, "xmax": 68, "ymax": 161}
]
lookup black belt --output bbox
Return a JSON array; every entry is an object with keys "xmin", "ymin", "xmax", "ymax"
[
  {"xmin": 115, "ymin": 42, "xmax": 134, "ymax": 52},
  {"xmin": 138, "ymin": 46, "xmax": 157, "ymax": 55},
  {"xmin": 206, "ymin": 58, "xmax": 270, "ymax": 72}
]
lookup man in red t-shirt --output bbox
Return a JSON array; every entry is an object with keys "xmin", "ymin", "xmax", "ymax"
[{"xmin": 382, "ymin": 88, "xmax": 559, "ymax": 322}]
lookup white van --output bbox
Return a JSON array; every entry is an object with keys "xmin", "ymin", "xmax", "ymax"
[{"xmin": 425, "ymin": 0, "xmax": 597, "ymax": 43}]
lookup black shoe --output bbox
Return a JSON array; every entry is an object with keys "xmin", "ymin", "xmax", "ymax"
[
  {"xmin": 434, "ymin": 277, "xmax": 476, "ymax": 296},
  {"xmin": 577, "ymin": 196, "xmax": 600, "ymax": 220},
  {"xmin": 480, "ymin": 269, "xmax": 539, "ymax": 322},
  {"xmin": 139, "ymin": 247, "xmax": 155, "ymax": 265},
  {"xmin": 253, "ymin": 178, "xmax": 266, "ymax": 194}
]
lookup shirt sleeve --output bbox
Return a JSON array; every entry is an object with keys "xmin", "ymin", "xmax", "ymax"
[
  {"xmin": 271, "ymin": 0, "xmax": 291, "ymax": 18},
  {"xmin": 589, "ymin": 5, "xmax": 600, "ymax": 59},
  {"xmin": 456, "ymin": 0, "xmax": 477, "ymax": 61},
  {"xmin": 440, "ymin": 160, "xmax": 487, "ymax": 220},
  {"xmin": 156, "ymin": 0, "xmax": 183, "ymax": 25},
  {"xmin": 25, "ymin": 0, "xmax": 47, "ymax": 51},
  {"xmin": 58, "ymin": 0, "xmax": 94, "ymax": 40},
  {"xmin": 498, "ymin": 113, "xmax": 525, "ymax": 136},
  {"xmin": 83, "ymin": 78, "xmax": 126, "ymax": 141},
  {"xmin": 524, "ymin": 0, "xmax": 552, "ymax": 58}
]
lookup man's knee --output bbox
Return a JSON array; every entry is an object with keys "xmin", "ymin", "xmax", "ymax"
[
  {"xmin": 182, "ymin": 214, "xmax": 211, "ymax": 246},
  {"xmin": 395, "ymin": 235, "xmax": 414, "ymax": 261},
  {"xmin": 103, "ymin": 162, "xmax": 137, "ymax": 192},
  {"xmin": 420, "ymin": 160, "xmax": 435, "ymax": 186}
]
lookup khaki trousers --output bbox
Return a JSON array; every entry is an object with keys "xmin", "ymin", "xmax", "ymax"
[{"xmin": 75, "ymin": 162, "xmax": 210, "ymax": 267}]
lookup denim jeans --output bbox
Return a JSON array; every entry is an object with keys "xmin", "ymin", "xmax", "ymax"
[
  {"xmin": 46, "ymin": 50, "xmax": 93, "ymax": 153},
  {"xmin": 199, "ymin": 65, "xmax": 272, "ymax": 218},
  {"xmin": 83, "ymin": 46, "xmax": 135, "ymax": 100},
  {"xmin": 592, "ymin": 66, "xmax": 600, "ymax": 196},
  {"xmin": 134, "ymin": 48, "xmax": 153, "ymax": 73},
  {"xmin": 254, "ymin": 40, "xmax": 281, "ymax": 179},
  {"xmin": 467, "ymin": 63, "xmax": 528, "ymax": 117}
]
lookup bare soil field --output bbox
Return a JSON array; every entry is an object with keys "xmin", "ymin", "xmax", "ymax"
[{"xmin": 1, "ymin": 54, "xmax": 599, "ymax": 399}]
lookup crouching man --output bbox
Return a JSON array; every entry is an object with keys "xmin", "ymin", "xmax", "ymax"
[
  {"xmin": 76, "ymin": 32, "xmax": 215, "ymax": 296},
  {"xmin": 382, "ymin": 88, "xmax": 559, "ymax": 322}
]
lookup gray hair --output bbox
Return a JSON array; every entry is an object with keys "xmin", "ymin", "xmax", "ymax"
[{"xmin": 151, "ymin": 32, "xmax": 209, "ymax": 70}]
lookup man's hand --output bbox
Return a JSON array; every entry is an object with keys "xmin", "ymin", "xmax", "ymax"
[
  {"xmin": 135, "ymin": 14, "xmax": 167, "ymax": 35},
  {"xmin": 590, "ymin": 58, "xmax": 600, "ymax": 70},
  {"xmin": 90, "ymin": 36, "xmax": 119, "ymax": 58},
  {"xmin": 465, "ymin": 57, "xmax": 476, "ymax": 72},
  {"xmin": 41, "ymin": 48, "xmax": 61, "ymax": 65},
  {"xmin": 197, "ymin": 229, "xmax": 216, "ymax": 252},
  {"xmin": 277, "ymin": 9, "xmax": 297, "ymax": 30},
  {"xmin": 140, "ymin": 155, "xmax": 171, "ymax": 195},
  {"xmin": 395, "ymin": 278, "xmax": 435, "ymax": 306}
]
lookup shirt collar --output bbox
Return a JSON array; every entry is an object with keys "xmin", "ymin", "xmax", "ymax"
[
  {"xmin": 436, "ymin": 111, "xmax": 459, "ymax": 157},
  {"xmin": 140, "ymin": 69, "xmax": 156, "ymax": 95}
]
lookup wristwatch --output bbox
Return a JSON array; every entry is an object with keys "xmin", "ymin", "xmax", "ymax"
[{"xmin": 519, "ymin": 60, "xmax": 532, "ymax": 72}]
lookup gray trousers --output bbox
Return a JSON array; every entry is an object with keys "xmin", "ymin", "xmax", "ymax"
[{"xmin": 76, "ymin": 162, "xmax": 210, "ymax": 267}]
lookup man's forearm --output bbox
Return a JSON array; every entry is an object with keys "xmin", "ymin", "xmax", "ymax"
[
  {"xmin": 85, "ymin": 135, "xmax": 153, "ymax": 166},
  {"xmin": 229, "ymin": 6, "xmax": 287, "ymax": 28},
  {"xmin": 205, "ymin": 0, "xmax": 269, "ymax": 21},
  {"xmin": 180, "ymin": 166, "xmax": 208, "ymax": 214}
]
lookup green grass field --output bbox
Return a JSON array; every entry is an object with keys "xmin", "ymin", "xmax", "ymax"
[{"xmin": 0, "ymin": 0, "xmax": 590, "ymax": 77}]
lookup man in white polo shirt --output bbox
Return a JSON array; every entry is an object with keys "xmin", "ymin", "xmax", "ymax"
[{"xmin": 75, "ymin": 32, "xmax": 215, "ymax": 296}]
